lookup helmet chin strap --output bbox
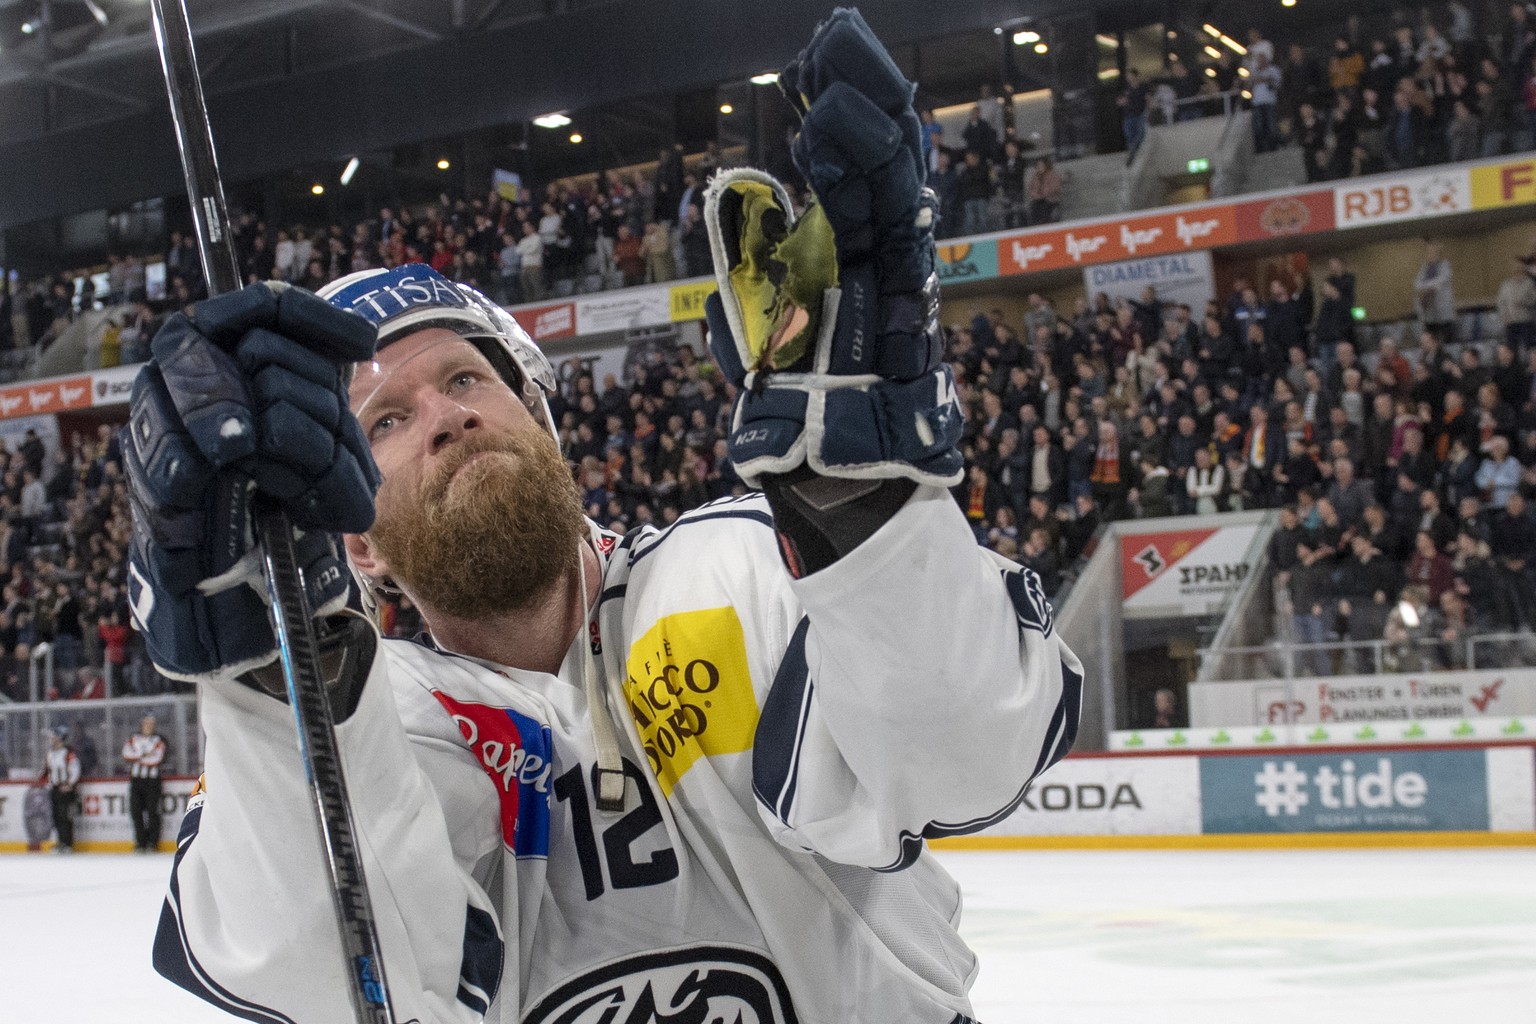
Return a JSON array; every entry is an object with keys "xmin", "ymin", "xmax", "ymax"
[{"xmin": 577, "ymin": 535, "xmax": 628, "ymax": 814}]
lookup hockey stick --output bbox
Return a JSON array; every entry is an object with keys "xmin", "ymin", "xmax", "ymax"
[{"xmin": 148, "ymin": 2, "xmax": 396, "ymax": 1020}]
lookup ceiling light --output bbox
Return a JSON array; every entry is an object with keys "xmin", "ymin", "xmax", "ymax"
[
  {"xmin": 1220, "ymin": 34, "xmax": 1247, "ymax": 55},
  {"xmin": 436, "ymin": 158, "xmax": 451, "ymax": 170},
  {"xmin": 533, "ymin": 112, "xmax": 572, "ymax": 129},
  {"xmin": 1204, "ymin": 45, "xmax": 1222, "ymax": 59},
  {"xmin": 311, "ymin": 183, "xmax": 325, "ymax": 195},
  {"xmin": 20, "ymin": 20, "xmax": 36, "ymax": 34},
  {"xmin": 569, "ymin": 133, "xmax": 583, "ymax": 144},
  {"xmin": 1094, "ymin": 33, "xmax": 1116, "ymax": 47},
  {"xmin": 1237, "ymin": 65, "xmax": 1250, "ymax": 77},
  {"xmin": 750, "ymin": 72, "xmax": 779, "ymax": 85},
  {"xmin": 1034, "ymin": 43, "xmax": 1048, "ymax": 54},
  {"xmin": 719, "ymin": 103, "xmax": 733, "ymax": 114},
  {"xmin": 1282, "ymin": 0, "xmax": 1296, "ymax": 6},
  {"xmin": 1014, "ymin": 30, "xmax": 1041, "ymax": 45},
  {"xmin": 1202, "ymin": 23, "xmax": 1221, "ymax": 38},
  {"xmin": 1205, "ymin": 67, "xmax": 1217, "ymax": 77},
  {"xmin": 339, "ymin": 157, "xmax": 360, "ymax": 186},
  {"xmin": 993, "ymin": 26, "xmax": 1003, "ymax": 35}
]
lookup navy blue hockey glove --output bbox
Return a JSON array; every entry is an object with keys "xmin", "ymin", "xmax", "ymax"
[
  {"xmin": 703, "ymin": 6, "xmax": 961, "ymax": 489},
  {"xmin": 123, "ymin": 282, "xmax": 380, "ymax": 682}
]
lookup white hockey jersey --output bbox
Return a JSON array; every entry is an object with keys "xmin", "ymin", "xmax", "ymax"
[{"xmin": 153, "ymin": 488, "xmax": 1082, "ymax": 1023}]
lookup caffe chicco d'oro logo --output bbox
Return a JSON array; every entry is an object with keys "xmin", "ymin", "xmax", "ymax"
[
  {"xmin": 623, "ymin": 607, "xmax": 757, "ymax": 796},
  {"xmin": 524, "ymin": 946, "xmax": 798, "ymax": 1024}
]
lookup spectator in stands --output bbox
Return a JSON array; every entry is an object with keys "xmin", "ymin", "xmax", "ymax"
[
  {"xmin": 919, "ymin": 109, "xmax": 942, "ymax": 174},
  {"xmin": 679, "ymin": 206, "xmax": 712, "ymax": 280},
  {"xmin": 962, "ymin": 104, "xmax": 999, "ymax": 163},
  {"xmin": 930, "ymin": 150, "xmax": 961, "ymax": 240},
  {"xmin": 1498, "ymin": 254, "xmax": 1536, "ymax": 351},
  {"xmin": 1475, "ymin": 435, "xmax": 1522, "ymax": 509},
  {"xmin": 1415, "ymin": 240, "xmax": 1456, "ymax": 340},
  {"xmin": 1249, "ymin": 51, "xmax": 1285, "ymax": 154},
  {"xmin": 957, "ymin": 150, "xmax": 993, "ymax": 237},
  {"xmin": 1118, "ymin": 68, "xmax": 1150, "ymax": 154},
  {"xmin": 640, "ymin": 221, "xmax": 676, "ymax": 284},
  {"xmin": 613, "ymin": 225, "xmax": 645, "ymax": 289},
  {"xmin": 1025, "ymin": 156, "xmax": 1063, "ymax": 226},
  {"xmin": 1186, "ymin": 447, "xmax": 1224, "ymax": 515},
  {"xmin": 997, "ymin": 140, "xmax": 1029, "ymax": 228},
  {"xmin": 1330, "ymin": 36, "xmax": 1366, "ymax": 93},
  {"xmin": 1297, "ymin": 103, "xmax": 1331, "ymax": 180},
  {"xmin": 516, "ymin": 221, "xmax": 545, "ymax": 302}
]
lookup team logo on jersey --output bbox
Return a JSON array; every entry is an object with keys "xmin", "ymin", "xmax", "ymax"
[
  {"xmin": 523, "ymin": 945, "xmax": 798, "ymax": 1024},
  {"xmin": 432, "ymin": 692, "xmax": 553, "ymax": 858},
  {"xmin": 623, "ymin": 607, "xmax": 758, "ymax": 796}
]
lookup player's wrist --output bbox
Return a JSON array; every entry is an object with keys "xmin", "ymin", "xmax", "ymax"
[
  {"xmin": 761, "ymin": 467, "xmax": 918, "ymax": 577},
  {"xmin": 237, "ymin": 611, "xmax": 377, "ymax": 720}
]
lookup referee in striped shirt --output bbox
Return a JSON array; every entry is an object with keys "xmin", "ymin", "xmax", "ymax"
[{"xmin": 122, "ymin": 715, "xmax": 166, "ymax": 853}]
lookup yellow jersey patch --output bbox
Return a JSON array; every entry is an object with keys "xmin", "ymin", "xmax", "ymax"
[{"xmin": 623, "ymin": 607, "xmax": 758, "ymax": 796}]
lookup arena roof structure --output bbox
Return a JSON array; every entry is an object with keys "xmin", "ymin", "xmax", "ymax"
[{"xmin": 0, "ymin": 0, "xmax": 1122, "ymax": 231}]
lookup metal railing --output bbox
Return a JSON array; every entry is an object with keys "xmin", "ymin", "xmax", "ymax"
[
  {"xmin": 27, "ymin": 642, "xmax": 53, "ymax": 703},
  {"xmin": 1197, "ymin": 631, "xmax": 1536, "ymax": 682},
  {"xmin": 1160, "ymin": 88, "xmax": 1245, "ymax": 123},
  {"xmin": 0, "ymin": 692, "xmax": 200, "ymax": 781}
]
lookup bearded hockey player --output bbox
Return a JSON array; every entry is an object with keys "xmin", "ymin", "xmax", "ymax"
[{"xmin": 128, "ymin": 9, "xmax": 1081, "ymax": 1022}]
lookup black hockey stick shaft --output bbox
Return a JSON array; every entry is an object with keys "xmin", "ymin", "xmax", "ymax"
[{"xmin": 148, "ymin": 2, "xmax": 395, "ymax": 1020}]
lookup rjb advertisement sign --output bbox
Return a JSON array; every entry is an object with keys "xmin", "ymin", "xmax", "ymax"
[
  {"xmin": 1199, "ymin": 750, "xmax": 1488, "ymax": 833},
  {"xmin": 1121, "ymin": 524, "xmax": 1261, "ymax": 618},
  {"xmin": 1333, "ymin": 167, "xmax": 1472, "ymax": 228}
]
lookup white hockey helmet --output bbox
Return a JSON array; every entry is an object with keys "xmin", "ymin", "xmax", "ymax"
[
  {"xmin": 319, "ymin": 263, "xmax": 559, "ymax": 442},
  {"xmin": 318, "ymin": 264, "xmax": 563, "ymax": 619}
]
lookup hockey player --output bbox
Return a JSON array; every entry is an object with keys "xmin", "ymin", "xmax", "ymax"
[
  {"xmin": 42, "ymin": 725, "xmax": 81, "ymax": 853},
  {"xmin": 128, "ymin": 9, "xmax": 1080, "ymax": 1022},
  {"xmin": 122, "ymin": 714, "xmax": 167, "ymax": 852}
]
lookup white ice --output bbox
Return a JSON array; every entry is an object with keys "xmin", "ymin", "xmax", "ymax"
[{"xmin": 0, "ymin": 846, "xmax": 1531, "ymax": 1023}]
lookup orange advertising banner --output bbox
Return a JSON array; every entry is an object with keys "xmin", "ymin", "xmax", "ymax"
[
  {"xmin": 997, "ymin": 206, "xmax": 1238, "ymax": 277},
  {"xmin": 0, "ymin": 376, "xmax": 93, "ymax": 420},
  {"xmin": 1234, "ymin": 189, "xmax": 1336, "ymax": 240}
]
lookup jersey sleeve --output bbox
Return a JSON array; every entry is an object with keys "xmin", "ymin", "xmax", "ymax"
[
  {"xmin": 751, "ymin": 485, "xmax": 1083, "ymax": 870},
  {"xmin": 152, "ymin": 642, "xmax": 507, "ymax": 1023}
]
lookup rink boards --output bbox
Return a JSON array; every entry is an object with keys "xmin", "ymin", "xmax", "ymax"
[
  {"xmin": 931, "ymin": 742, "xmax": 1536, "ymax": 850},
  {"xmin": 2, "ymin": 743, "xmax": 1532, "ymax": 852},
  {"xmin": 0, "ymin": 776, "xmax": 197, "ymax": 852}
]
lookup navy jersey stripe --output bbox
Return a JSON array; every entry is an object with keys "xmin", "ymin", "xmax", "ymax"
[
  {"xmin": 458, "ymin": 904, "xmax": 504, "ymax": 1014},
  {"xmin": 876, "ymin": 658, "xmax": 1085, "ymax": 873},
  {"xmin": 752, "ymin": 617, "xmax": 814, "ymax": 824},
  {"xmin": 152, "ymin": 806, "xmax": 299, "ymax": 1024},
  {"xmin": 628, "ymin": 498, "xmax": 775, "ymax": 566}
]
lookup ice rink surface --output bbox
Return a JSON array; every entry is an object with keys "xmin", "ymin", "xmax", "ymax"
[{"xmin": 0, "ymin": 845, "xmax": 1531, "ymax": 1023}]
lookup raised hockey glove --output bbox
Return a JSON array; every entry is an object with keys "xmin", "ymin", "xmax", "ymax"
[
  {"xmin": 703, "ymin": 6, "xmax": 961, "ymax": 490},
  {"xmin": 123, "ymin": 282, "xmax": 380, "ymax": 682}
]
